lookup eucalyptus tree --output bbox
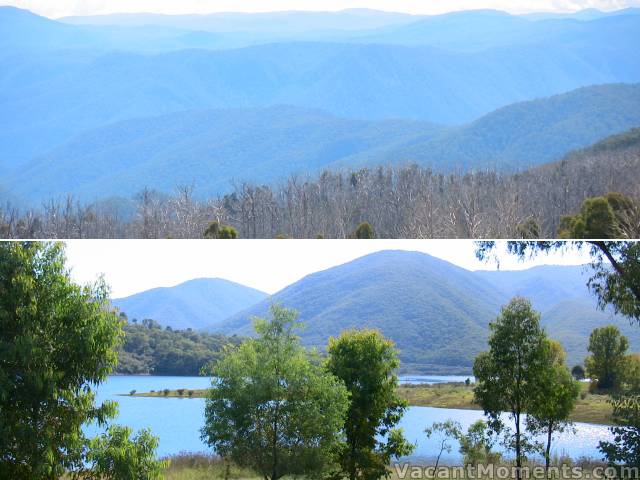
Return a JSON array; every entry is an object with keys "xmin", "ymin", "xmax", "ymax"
[
  {"xmin": 473, "ymin": 297, "xmax": 548, "ymax": 480},
  {"xmin": 201, "ymin": 305, "xmax": 349, "ymax": 480},
  {"xmin": 527, "ymin": 340, "xmax": 580, "ymax": 476},
  {"xmin": 326, "ymin": 329, "xmax": 414, "ymax": 480}
]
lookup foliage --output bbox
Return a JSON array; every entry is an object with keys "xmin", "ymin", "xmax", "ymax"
[
  {"xmin": 351, "ymin": 222, "xmax": 376, "ymax": 239},
  {"xmin": 572, "ymin": 365, "xmax": 586, "ymax": 381},
  {"xmin": 85, "ymin": 425, "xmax": 167, "ymax": 480},
  {"xmin": 599, "ymin": 395, "xmax": 640, "ymax": 468},
  {"xmin": 458, "ymin": 420, "xmax": 502, "ymax": 467},
  {"xmin": 116, "ymin": 320, "xmax": 242, "ymax": 375},
  {"xmin": 0, "ymin": 242, "xmax": 123, "ymax": 479},
  {"xmin": 473, "ymin": 297, "xmax": 548, "ymax": 479},
  {"xmin": 585, "ymin": 326, "xmax": 629, "ymax": 391},
  {"xmin": 588, "ymin": 242, "xmax": 640, "ymax": 323},
  {"xmin": 625, "ymin": 354, "xmax": 640, "ymax": 393},
  {"xmin": 558, "ymin": 192, "xmax": 639, "ymax": 239},
  {"xmin": 516, "ymin": 217, "xmax": 541, "ymax": 239},
  {"xmin": 326, "ymin": 329, "xmax": 414, "ymax": 480},
  {"xmin": 203, "ymin": 220, "xmax": 238, "ymax": 239},
  {"xmin": 476, "ymin": 241, "xmax": 640, "ymax": 324},
  {"xmin": 527, "ymin": 340, "xmax": 580, "ymax": 473},
  {"xmin": 201, "ymin": 305, "xmax": 349, "ymax": 480},
  {"xmin": 424, "ymin": 420, "xmax": 462, "ymax": 469}
]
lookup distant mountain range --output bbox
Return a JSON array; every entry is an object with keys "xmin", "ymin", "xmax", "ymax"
[
  {"xmin": 1, "ymin": 6, "xmax": 639, "ymax": 206},
  {"xmin": 113, "ymin": 251, "xmax": 640, "ymax": 374},
  {"xmin": 112, "ymin": 278, "xmax": 268, "ymax": 330},
  {"xmin": 7, "ymin": 83, "xmax": 640, "ymax": 203}
]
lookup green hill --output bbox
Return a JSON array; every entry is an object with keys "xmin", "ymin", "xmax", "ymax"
[
  {"xmin": 214, "ymin": 251, "xmax": 640, "ymax": 373},
  {"xmin": 116, "ymin": 320, "xmax": 243, "ymax": 376},
  {"xmin": 388, "ymin": 83, "xmax": 640, "ymax": 170},
  {"xmin": 9, "ymin": 84, "xmax": 640, "ymax": 203},
  {"xmin": 112, "ymin": 278, "xmax": 268, "ymax": 331}
]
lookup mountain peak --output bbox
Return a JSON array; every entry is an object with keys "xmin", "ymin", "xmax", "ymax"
[{"xmin": 112, "ymin": 277, "xmax": 267, "ymax": 330}]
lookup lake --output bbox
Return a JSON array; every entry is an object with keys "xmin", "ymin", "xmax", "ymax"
[{"xmin": 87, "ymin": 376, "xmax": 612, "ymax": 464}]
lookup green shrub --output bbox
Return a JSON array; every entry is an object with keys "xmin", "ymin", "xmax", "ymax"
[{"xmin": 86, "ymin": 425, "xmax": 167, "ymax": 479}]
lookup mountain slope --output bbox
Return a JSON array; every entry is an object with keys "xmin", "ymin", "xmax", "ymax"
[
  {"xmin": 218, "ymin": 250, "xmax": 506, "ymax": 373},
  {"xmin": 384, "ymin": 83, "xmax": 640, "ymax": 170},
  {"xmin": 214, "ymin": 251, "xmax": 640, "ymax": 373},
  {"xmin": 112, "ymin": 278, "xmax": 268, "ymax": 331},
  {"xmin": 8, "ymin": 106, "xmax": 440, "ymax": 202},
  {"xmin": 474, "ymin": 265, "xmax": 595, "ymax": 312},
  {"xmin": 9, "ymin": 84, "xmax": 640, "ymax": 203},
  {"xmin": 2, "ymin": 11, "xmax": 639, "ymax": 166}
]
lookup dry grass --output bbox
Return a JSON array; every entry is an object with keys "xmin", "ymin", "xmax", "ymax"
[{"xmin": 162, "ymin": 453, "xmax": 259, "ymax": 480}]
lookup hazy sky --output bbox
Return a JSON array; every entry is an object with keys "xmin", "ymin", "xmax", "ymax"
[
  {"xmin": 63, "ymin": 240, "xmax": 592, "ymax": 298},
  {"xmin": 5, "ymin": 0, "xmax": 639, "ymax": 18}
]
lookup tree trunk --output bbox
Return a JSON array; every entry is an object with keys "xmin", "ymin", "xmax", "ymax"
[
  {"xmin": 545, "ymin": 423, "xmax": 553, "ymax": 478},
  {"xmin": 515, "ymin": 412, "xmax": 522, "ymax": 480},
  {"xmin": 434, "ymin": 439, "xmax": 444, "ymax": 471}
]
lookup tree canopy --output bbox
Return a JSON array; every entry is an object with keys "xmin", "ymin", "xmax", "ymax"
[
  {"xmin": 116, "ymin": 317, "xmax": 242, "ymax": 375},
  {"xmin": 585, "ymin": 325, "xmax": 630, "ymax": 391},
  {"xmin": 326, "ymin": 329, "xmax": 414, "ymax": 480},
  {"xmin": 0, "ymin": 242, "xmax": 123, "ymax": 479},
  {"xmin": 476, "ymin": 241, "xmax": 640, "ymax": 324},
  {"xmin": 473, "ymin": 297, "xmax": 548, "ymax": 480},
  {"xmin": 201, "ymin": 305, "xmax": 350, "ymax": 480}
]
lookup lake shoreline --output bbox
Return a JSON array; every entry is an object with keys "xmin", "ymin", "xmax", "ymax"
[{"xmin": 122, "ymin": 382, "xmax": 613, "ymax": 426}]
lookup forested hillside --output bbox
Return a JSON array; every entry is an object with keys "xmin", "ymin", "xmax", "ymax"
[
  {"xmin": 8, "ymin": 84, "xmax": 639, "ymax": 203},
  {"xmin": 1, "ymin": 7, "xmax": 639, "ymax": 238},
  {"xmin": 115, "ymin": 319, "xmax": 243, "ymax": 375},
  {"xmin": 112, "ymin": 278, "xmax": 268, "ymax": 330},
  {"xmin": 1, "ymin": 7, "xmax": 639, "ymax": 171},
  {"xmin": 3, "ymin": 127, "xmax": 637, "ymax": 239},
  {"xmin": 215, "ymin": 251, "xmax": 640, "ymax": 373}
]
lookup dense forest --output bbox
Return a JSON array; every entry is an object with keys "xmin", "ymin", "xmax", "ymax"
[
  {"xmin": 1, "ymin": 128, "xmax": 638, "ymax": 239},
  {"xmin": 115, "ymin": 316, "xmax": 243, "ymax": 376}
]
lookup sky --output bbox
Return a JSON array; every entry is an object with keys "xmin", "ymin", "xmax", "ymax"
[
  {"xmin": 4, "ymin": 0, "xmax": 639, "ymax": 18},
  {"xmin": 63, "ymin": 240, "xmax": 593, "ymax": 298}
]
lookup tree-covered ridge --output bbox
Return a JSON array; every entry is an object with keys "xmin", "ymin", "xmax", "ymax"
[
  {"xmin": 1, "ymin": 125, "xmax": 638, "ymax": 239},
  {"xmin": 217, "ymin": 251, "xmax": 640, "ymax": 374},
  {"xmin": 116, "ymin": 318, "xmax": 243, "ymax": 376},
  {"xmin": 1, "ymin": 5, "xmax": 639, "ymax": 174},
  {"xmin": 6, "ymin": 84, "xmax": 640, "ymax": 204},
  {"xmin": 563, "ymin": 127, "xmax": 640, "ymax": 159}
]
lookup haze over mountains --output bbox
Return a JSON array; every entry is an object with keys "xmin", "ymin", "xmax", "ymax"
[
  {"xmin": 112, "ymin": 278, "xmax": 268, "ymax": 331},
  {"xmin": 113, "ymin": 251, "xmax": 640, "ymax": 374},
  {"xmin": 1, "ymin": 6, "xmax": 639, "ymax": 206},
  {"xmin": 8, "ymin": 83, "xmax": 640, "ymax": 203}
]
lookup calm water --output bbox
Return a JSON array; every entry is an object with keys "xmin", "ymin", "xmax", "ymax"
[{"xmin": 86, "ymin": 376, "xmax": 611, "ymax": 464}]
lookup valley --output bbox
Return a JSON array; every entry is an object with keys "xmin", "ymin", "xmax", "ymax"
[{"xmin": 0, "ymin": 6, "xmax": 639, "ymax": 235}]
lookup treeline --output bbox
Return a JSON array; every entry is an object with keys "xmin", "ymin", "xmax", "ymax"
[
  {"xmin": 116, "ymin": 316, "xmax": 243, "ymax": 376},
  {"xmin": 1, "ymin": 128, "xmax": 639, "ymax": 239}
]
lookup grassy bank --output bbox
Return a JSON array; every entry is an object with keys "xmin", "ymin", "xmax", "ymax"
[
  {"xmin": 162, "ymin": 453, "xmax": 256, "ymax": 480},
  {"xmin": 160, "ymin": 454, "xmax": 612, "ymax": 480},
  {"xmin": 127, "ymin": 382, "xmax": 613, "ymax": 425},
  {"xmin": 398, "ymin": 382, "xmax": 613, "ymax": 425}
]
